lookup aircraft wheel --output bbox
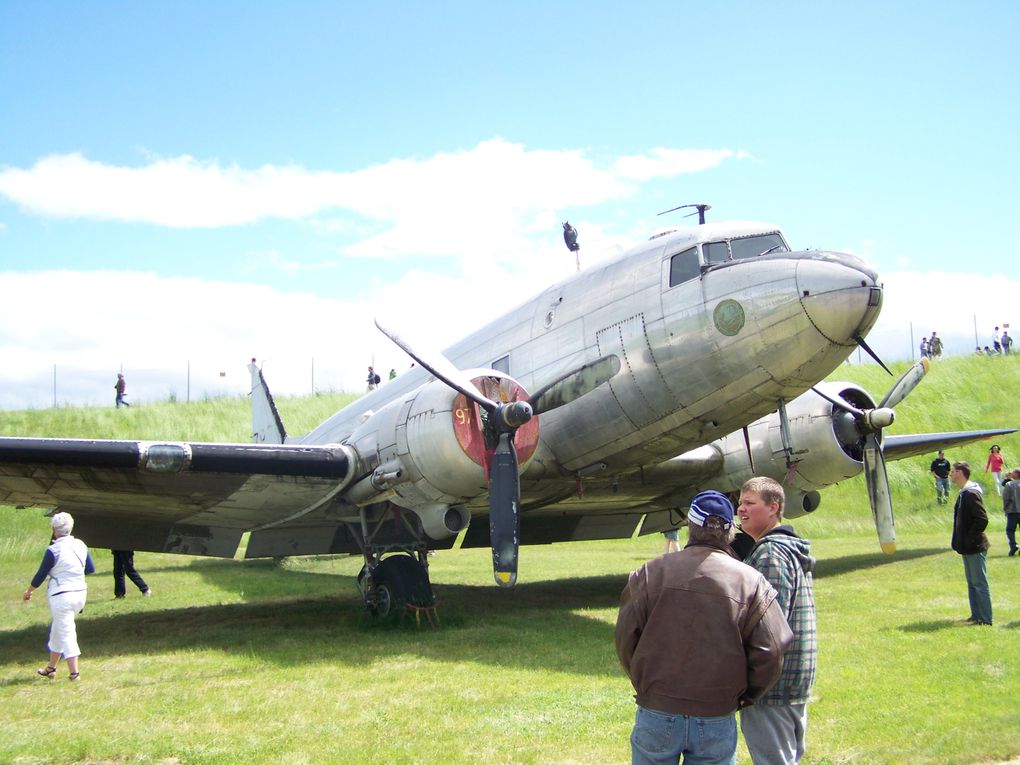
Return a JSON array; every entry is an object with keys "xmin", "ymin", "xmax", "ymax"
[{"xmin": 369, "ymin": 554, "xmax": 434, "ymax": 618}]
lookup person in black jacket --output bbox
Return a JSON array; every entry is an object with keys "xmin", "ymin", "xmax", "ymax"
[{"xmin": 950, "ymin": 462, "xmax": 992, "ymax": 625}]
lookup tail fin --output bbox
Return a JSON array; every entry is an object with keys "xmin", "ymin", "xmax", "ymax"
[{"xmin": 248, "ymin": 359, "xmax": 287, "ymax": 444}]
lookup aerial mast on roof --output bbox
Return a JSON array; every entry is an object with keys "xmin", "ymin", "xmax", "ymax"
[{"xmin": 657, "ymin": 202, "xmax": 712, "ymax": 225}]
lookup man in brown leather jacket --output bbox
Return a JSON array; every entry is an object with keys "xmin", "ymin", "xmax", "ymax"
[{"xmin": 616, "ymin": 490, "xmax": 793, "ymax": 765}]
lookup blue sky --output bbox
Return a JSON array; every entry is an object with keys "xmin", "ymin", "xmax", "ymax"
[{"xmin": 2, "ymin": 2, "xmax": 1018, "ymax": 409}]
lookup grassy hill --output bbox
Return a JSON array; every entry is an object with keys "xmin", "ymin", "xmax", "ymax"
[{"xmin": 1, "ymin": 354, "xmax": 1018, "ymax": 764}]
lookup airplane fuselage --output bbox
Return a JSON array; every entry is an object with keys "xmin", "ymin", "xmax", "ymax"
[{"xmin": 300, "ymin": 221, "xmax": 882, "ymax": 526}]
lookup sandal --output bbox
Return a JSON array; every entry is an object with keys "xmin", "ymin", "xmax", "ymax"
[
  {"xmin": 36, "ymin": 665, "xmax": 57, "ymax": 678},
  {"xmin": 69, "ymin": 672, "xmax": 80, "ymax": 681}
]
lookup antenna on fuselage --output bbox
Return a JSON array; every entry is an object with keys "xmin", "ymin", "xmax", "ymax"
[
  {"xmin": 562, "ymin": 221, "xmax": 581, "ymax": 271},
  {"xmin": 657, "ymin": 203, "xmax": 712, "ymax": 225}
]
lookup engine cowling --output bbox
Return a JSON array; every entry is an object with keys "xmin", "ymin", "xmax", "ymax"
[
  {"xmin": 343, "ymin": 371, "xmax": 539, "ymax": 538},
  {"xmin": 694, "ymin": 382, "xmax": 878, "ymax": 515}
]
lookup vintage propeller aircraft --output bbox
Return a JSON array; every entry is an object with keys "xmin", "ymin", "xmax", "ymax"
[{"xmin": 0, "ymin": 216, "xmax": 1010, "ymax": 617}]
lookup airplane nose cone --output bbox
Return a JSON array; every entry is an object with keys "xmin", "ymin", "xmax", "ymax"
[{"xmin": 796, "ymin": 252, "xmax": 882, "ymax": 344}]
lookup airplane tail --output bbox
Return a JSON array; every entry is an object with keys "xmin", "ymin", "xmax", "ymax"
[{"xmin": 248, "ymin": 360, "xmax": 287, "ymax": 444}]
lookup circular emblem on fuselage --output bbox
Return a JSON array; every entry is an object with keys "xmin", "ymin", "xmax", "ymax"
[{"xmin": 713, "ymin": 299, "xmax": 745, "ymax": 336}]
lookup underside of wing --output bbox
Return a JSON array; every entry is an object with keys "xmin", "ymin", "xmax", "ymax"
[
  {"xmin": 0, "ymin": 437, "xmax": 356, "ymax": 557},
  {"xmin": 883, "ymin": 428, "xmax": 1016, "ymax": 462}
]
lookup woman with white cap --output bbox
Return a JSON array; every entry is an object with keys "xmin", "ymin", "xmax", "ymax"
[{"xmin": 22, "ymin": 512, "xmax": 95, "ymax": 681}]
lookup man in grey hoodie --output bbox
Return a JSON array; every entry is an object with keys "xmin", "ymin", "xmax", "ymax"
[{"xmin": 736, "ymin": 477, "xmax": 817, "ymax": 765}]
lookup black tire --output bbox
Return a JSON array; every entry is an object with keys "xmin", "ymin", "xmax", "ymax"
[{"xmin": 370, "ymin": 555, "xmax": 434, "ymax": 618}]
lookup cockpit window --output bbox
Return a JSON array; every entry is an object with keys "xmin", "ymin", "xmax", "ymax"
[
  {"xmin": 668, "ymin": 247, "xmax": 699, "ymax": 287},
  {"xmin": 703, "ymin": 233, "xmax": 789, "ymax": 265},
  {"xmin": 704, "ymin": 241, "xmax": 730, "ymax": 265},
  {"xmin": 730, "ymin": 233, "xmax": 788, "ymax": 260}
]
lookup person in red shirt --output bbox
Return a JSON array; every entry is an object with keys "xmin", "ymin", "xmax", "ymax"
[{"xmin": 985, "ymin": 444, "xmax": 1007, "ymax": 497}]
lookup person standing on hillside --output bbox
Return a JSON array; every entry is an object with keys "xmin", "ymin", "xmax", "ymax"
[
  {"xmin": 23, "ymin": 512, "xmax": 95, "ymax": 681},
  {"xmin": 616, "ymin": 490, "xmax": 793, "ymax": 765},
  {"xmin": 737, "ymin": 477, "xmax": 817, "ymax": 765},
  {"xmin": 1002, "ymin": 468, "xmax": 1020, "ymax": 557},
  {"xmin": 1002, "ymin": 331, "xmax": 1013, "ymax": 355},
  {"xmin": 114, "ymin": 372, "xmax": 130, "ymax": 408},
  {"xmin": 928, "ymin": 332, "xmax": 943, "ymax": 359},
  {"xmin": 984, "ymin": 444, "xmax": 1006, "ymax": 497},
  {"xmin": 950, "ymin": 462, "xmax": 992, "ymax": 626},
  {"xmin": 930, "ymin": 450, "xmax": 951, "ymax": 504}
]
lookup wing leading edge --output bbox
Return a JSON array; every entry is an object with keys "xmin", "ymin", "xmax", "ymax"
[{"xmin": 0, "ymin": 437, "xmax": 356, "ymax": 557}]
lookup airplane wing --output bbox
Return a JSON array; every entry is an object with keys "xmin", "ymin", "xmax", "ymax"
[
  {"xmin": 0, "ymin": 437, "xmax": 355, "ymax": 557},
  {"xmin": 882, "ymin": 429, "xmax": 1016, "ymax": 462}
]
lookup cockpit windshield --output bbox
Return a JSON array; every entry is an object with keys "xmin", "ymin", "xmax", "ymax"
[{"xmin": 704, "ymin": 233, "xmax": 789, "ymax": 264}]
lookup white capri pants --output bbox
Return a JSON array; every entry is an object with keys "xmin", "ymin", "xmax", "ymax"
[{"xmin": 48, "ymin": 590, "xmax": 87, "ymax": 659}]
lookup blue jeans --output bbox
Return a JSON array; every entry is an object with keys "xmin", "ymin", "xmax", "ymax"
[
  {"xmin": 935, "ymin": 478, "xmax": 949, "ymax": 503},
  {"xmin": 631, "ymin": 705, "xmax": 737, "ymax": 765},
  {"xmin": 1006, "ymin": 513, "xmax": 1019, "ymax": 553},
  {"xmin": 962, "ymin": 552, "xmax": 992, "ymax": 624}
]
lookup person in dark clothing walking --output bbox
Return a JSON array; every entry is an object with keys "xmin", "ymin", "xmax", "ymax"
[
  {"xmin": 930, "ymin": 450, "xmax": 951, "ymax": 504},
  {"xmin": 114, "ymin": 373, "xmax": 131, "ymax": 407},
  {"xmin": 112, "ymin": 550, "xmax": 151, "ymax": 598}
]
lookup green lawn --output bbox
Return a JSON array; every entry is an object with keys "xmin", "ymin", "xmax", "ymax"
[
  {"xmin": 1, "ymin": 354, "xmax": 1018, "ymax": 763},
  {"xmin": 2, "ymin": 511, "xmax": 1018, "ymax": 764}
]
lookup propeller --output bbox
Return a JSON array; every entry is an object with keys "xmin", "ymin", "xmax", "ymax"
[
  {"xmin": 375, "ymin": 319, "xmax": 619, "ymax": 586},
  {"xmin": 811, "ymin": 357, "xmax": 930, "ymax": 554}
]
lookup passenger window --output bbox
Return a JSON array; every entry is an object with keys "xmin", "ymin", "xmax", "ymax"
[
  {"xmin": 668, "ymin": 247, "xmax": 699, "ymax": 287},
  {"xmin": 491, "ymin": 355, "xmax": 510, "ymax": 374},
  {"xmin": 704, "ymin": 241, "xmax": 730, "ymax": 265}
]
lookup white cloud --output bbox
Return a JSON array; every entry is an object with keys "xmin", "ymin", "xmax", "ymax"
[
  {"xmin": 613, "ymin": 148, "xmax": 739, "ymax": 180},
  {"xmin": 0, "ymin": 140, "xmax": 739, "ymax": 241}
]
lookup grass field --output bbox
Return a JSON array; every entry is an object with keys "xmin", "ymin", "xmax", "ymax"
[{"xmin": 1, "ymin": 354, "xmax": 1018, "ymax": 764}]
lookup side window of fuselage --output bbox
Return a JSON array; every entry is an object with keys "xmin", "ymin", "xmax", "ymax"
[
  {"xmin": 668, "ymin": 247, "xmax": 699, "ymax": 287},
  {"xmin": 491, "ymin": 355, "xmax": 510, "ymax": 374}
]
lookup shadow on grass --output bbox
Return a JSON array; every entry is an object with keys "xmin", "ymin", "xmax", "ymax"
[
  {"xmin": 813, "ymin": 547, "xmax": 945, "ymax": 578},
  {"xmin": 0, "ymin": 565, "xmax": 629, "ymax": 679},
  {"xmin": 2, "ymin": 547, "xmax": 955, "ymax": 680}
]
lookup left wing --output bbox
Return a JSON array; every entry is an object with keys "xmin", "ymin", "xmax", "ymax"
[{"xmin": 0, "ymin": 437, "xmax": 355, "ymax": 556}]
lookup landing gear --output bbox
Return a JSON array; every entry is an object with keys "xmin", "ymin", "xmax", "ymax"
[
  {"xmin": 352, "ymin": 504, "xmax": 438, "ymax": 623},
  {"xmin": 359, "ymin": 552, "xmax": 437, "ymax": 624}
]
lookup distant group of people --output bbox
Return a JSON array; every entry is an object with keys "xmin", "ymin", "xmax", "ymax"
[
  {"xmin": 975, "ymin": 326, "xmax": 1013, "ymax": 356},
  {"xmin": 367, "ymin": 365, "xmax": 400, "ymax": 391},
  {"xmin": 919, "ymin": 331, "xmax": 943, "ymax": 359},
  {"xmin": 618, "ymin": 477, "xmax": 815, "ymax": 764},
  {"xmin": 23, "ymin": 513, "xmax": 151, "ymax": 682}
]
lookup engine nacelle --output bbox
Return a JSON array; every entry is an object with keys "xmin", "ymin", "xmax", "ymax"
[
  {"xmin": 692, "ymin": 381, "xmax": 877, "ymax": 507},
  {"xmin": 343, "ymin": 371, "xmax": 540, "ymax": 538}
]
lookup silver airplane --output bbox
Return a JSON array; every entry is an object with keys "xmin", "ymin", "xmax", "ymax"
[{"xmin": 0, "ymin": 218, "xmax": 1008, "ymax": 616}]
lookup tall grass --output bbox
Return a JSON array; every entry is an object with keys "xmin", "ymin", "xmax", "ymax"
[{"xmin": 1, "ymin": 354, "xmax": 1018, "ymax": 764}]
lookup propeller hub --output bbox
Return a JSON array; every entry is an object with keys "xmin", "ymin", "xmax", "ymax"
[
  {"xmin": 500, "ymin": 400, "xmax": 533, "ymax": 429},
  {"xmin": 865, "ymin": 408, "xmax": 895, "ymax": 430}
]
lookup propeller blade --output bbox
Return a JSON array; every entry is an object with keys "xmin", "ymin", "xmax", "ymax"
[
  {"xmin": 811, "ymin": 386, "xmax": 865, "ymax": 418},
  {"xmin": 528, "ymin": 355, "xmax": 621, "ymax": 415},
  {"xmin": 862, "ymin": 433, "xmax": 896, "ymax": 554},
  {"xmin": 488, "ymin": 432, "xmax": 521, "ymax": 587},
  {"xmin": 878, "ymin": 357, "xmax": 930, "ymax": 409},
  {"xmin": 854, "ymin": 333, "xmax": 893, "ymax": 376},
  {"xmin": 375, "ymin": 319, "xmax": 498, "ymax": 412}
]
